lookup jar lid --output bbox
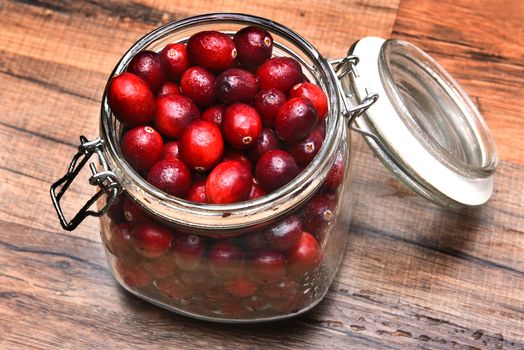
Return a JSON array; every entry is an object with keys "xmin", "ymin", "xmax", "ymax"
[{"xmin": 340, "ymin": 37, "xmax": 498, "ymax": 207}]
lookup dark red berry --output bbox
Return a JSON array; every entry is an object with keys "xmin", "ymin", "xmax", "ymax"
[
  {"xmin": 205, "ymin": 160, "xmax": 253, "ymax": 204},
  {"xmin": 287, "ymin": 231, "xmax": 321, "ymax": 275},
  {"xmin": 180, "ymin": 66, "xmax": 216, "ymax": 108},
  {"xmin": 285, "ymin": 126, "xmax": 324, "ymax": 166},
  {"xmin": 248, "ymin": 181, "xmax": 266, "ymax": 200},
  {"xmin": 222, "ymin": 103, "xmax": 262, "ymax": 149},
  {"xmin": 147, "ymin": 159, "xmax": 192, "ymax": 197},
  {"xmin": 233, "ymin": 26, "xmax": 273, "ymax": 68},
  {"xmin": 162, "ymin": 140, "xmax": 180, "ymax": 160},
  {"xmin": 127, "ymin": 50, "xmax": 166, "ymax": 91},
  {"xmin": 215, "ymin": 68, "xmax": 258, "ymax": 104},
  {"xmin": 263, "ymin": 276, "xmax": 299, "ymax": 299},
  {"xmin": 249, "ymin": 249, "xmax": 286, "ymax": 284},
  {"xmin": 109, "ymin": 222, "xmax": 133, "ymax": 258},
  {"xmin": 107, "ymin": 194, "xmax": 124, "ymax": 223},
  {"xmin": 157, "ymin": 81, "xmax": 180, "ymax": 97},
  {"xmin": 222, "ymin": 148, "xmax": 253, "ymax": 171},
  {"xmin": 185, "ymin": 179, "xmax": 207, "ymax": 203},
  {"xmin": 141, "ymin": 251, "xmax": 177, "ymax": 279},
  {"xmin": 132, "ymin": 222, "xmax": 173, "ymax": 258},
  {"xmin": 256, "ymin": 57, "xmax": 304, "ymax": 93},
  {"xmin": 208, "ymin": 242, "xmax": 243, "ymax": 278},
  {"xmin": 202, "ymin": 104, "xmax": 226, "ymax": 127},
  {"xmin": 187, "ymin": 31, "xmax": 236, "ymax": 71},
  {"xmin": 180, "ymin": 120, "xmax": 224, "ymax": 172},
  {"xmin": 154, "ymin": 94, "xmax": 200, "ymax": 139},
  {"xmin": 160, "ymin": 43, "xmax": 190, "ymax": 81},
  {"xmin": 174, "ymin": 234, "xmax": 205, "ymax": 271},
  {"xmin": 253, "ymin": 88, "xmax": 287, "ymax": 127},
  {"xmin": 239, "ymin": 231, "xmax": 268, "ymax": 250},
  {"xmin": 289, "ymin": 82, "xmax": 329, "ymax": 120},
  {"xmin": 275, "ymin": 97, "xmax": 318, "ymax": 143},
  {"xmin": 264, "ymin": 215, "xmax": 303, "ymax": 252},
  {"xmin": 255, "ymin": 149, "xmax": 299, "ymax": 193},
  {"xmin": 225, "ymin": 276, "xmax": 258, "ymax": 297},
  {"xmin": 121, "ymin": 126, "xmax": 163, "ymax": 172},
  {"xmin": 323, "ymin": 151, "xmax": 345, "ymax": 192},
  {"xmin": 247, "ymin": 128, "xmax": 281, "ymax": 162},
  {"xmin": 122, "ymin": 195, "xmax": 149, "ymax": 223},
  {"xmin": 115, "ymin": 260, "xmax": 151, "ymax": 287},
  {"xmin": 108, "ymin": 72, "xmax": 155, "ymax": 127},
  {"xmin": 155, "ymin": 278, "xmax": 189, "ymax": 299},
  {"xmin": 302, "ymin": 193, "xmax": 335, "ymax": 235}
]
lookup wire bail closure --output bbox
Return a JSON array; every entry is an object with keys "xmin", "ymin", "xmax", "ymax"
[{"xmin": 50, "ymin": 136, "xmax": 121, "ymax": 231}]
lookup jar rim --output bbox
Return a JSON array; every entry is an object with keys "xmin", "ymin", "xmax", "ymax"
[{"xmin": 99, "ymin": 13, "xmax": 343, "ymax": 232}]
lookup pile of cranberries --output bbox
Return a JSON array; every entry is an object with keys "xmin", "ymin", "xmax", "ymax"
[{"xmin": 104, "ymin": 26, "xmax": 345, "ymax": 318}]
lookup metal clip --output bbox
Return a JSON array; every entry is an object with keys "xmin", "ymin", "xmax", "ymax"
[
  {"xmin": 334, "ymin": 55, "xmax": 360, "ymax": 79},
  {"xmin": 50, "ymin": 136, "xmax": 121, "ymax": 231}
]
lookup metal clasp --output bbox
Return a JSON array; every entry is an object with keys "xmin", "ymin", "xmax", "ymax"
[{"xmin": 50, "ymin": 136, "xmax": 122, "ymax": 231}]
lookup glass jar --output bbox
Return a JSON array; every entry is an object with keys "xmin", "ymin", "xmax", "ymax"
[{"xmin": 50, "ymin": 13, "xmax": 498, "ymax": 322}]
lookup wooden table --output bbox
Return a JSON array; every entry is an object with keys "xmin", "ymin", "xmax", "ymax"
[{"xmin": 1, "ymin": 0, "xmax": 523, "ymax": 349}]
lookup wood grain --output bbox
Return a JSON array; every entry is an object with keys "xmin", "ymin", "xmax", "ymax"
[{"xmin": 1, "ymin": 0, "xmax": 524, "ymax": 349}]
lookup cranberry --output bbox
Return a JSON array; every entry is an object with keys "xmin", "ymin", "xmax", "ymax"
[
  {"xmin": 289, "ymin": 82, "xmax": 329, "ymax": 120},
  {"xmin": 275, "ymin": 97, "xmax": 318, "ymax": 143},
  {"xmin": 108, "ymin": 72, "xmax": 155, "ymax": 127},
  {"xmin": 127, "ymin": 50, "xmax": 165, "ymax": 92},
  {"xmin": 122, "ymin": 195, "xmax": 149, "ymax": 223},
  {"xmin": 141, "ymin": 252, "xmax": 177, "ymax": 279},
  {"xmin": 162, "ymin": 140, "xmax": 180, "ymax": 160},
  {"xmin": 248, "ymin": 181, "xmax": 266, "ymax": 200},
  {"xmin": 215, "ymin": 68, "xmax": 258, "ymax": 104},
  {"xmin": 157, "ymin": 81, "xmax": 180, "ymax": 97},
  {"xmin": 222, "ymin": 148, "xmax": 253, "ymax": 170},
  {"xmin": 247, "ymin": 128, "xmax": 281, "ymax": 162},
  {"xmin": 264, "ymin": 215, "xmax": 303, "ymax": 252},
  {"xmin": 160, "ymin": 43, "xmax": 190, "ymax": 81},
  {"xmin": 132, "ymin": 222, "xmax": 173, "ymax": 258},
  {"xmin": 249, "ymin": 249, "xmax": 286, "ymax": 284},
  {"xmin": 174, "ymin": 234, "xmax": 205, "ymax": 271},
  {"xmin": 180, "ymin": 120, "xmax": 224, "ymax": 172},
  {"xmin": 255, "ymin": 149, "xmax": 299, "ymax": 193},
  {"xmin": 225, "ymin": 276, "xmax": 258, "ymax": 298},
  {"xmin": 323, "ymin": 151, "xmax": 345, "ymax": 192},
  {"xmin": 201, "ymin": 104, "xmax": 226, "ymax": 127},
  {"xmin": 263, "ymin": 277, "xmax": 299, "ymax": 299},
  {"xmin": 241, "ymin": 294, "xmax": 271, "ymax": 312},
  {"xmin": 109, "ymin": 222, "xmax": 134, "ymax": 258},
  {"xmin": 233, "ymin": 26, "xmax": 273, "ymax": 68},
  {"xmin": 222, "ymin": 103, "xmax": 262, "ymax": 149},
  {"xmin": 155, "ymin": 278, "xmax": 188, "ymax": 299},
  {"xmin": 256, "ymin": 57, "xmax": 304, "ymax": 93},
  {"xmin": 285, "ymin": 126, "xmax": 324, "ymax": 166},
  {"xmin": 115, "ymin": 260, "xmax": 151, "ymax": 287},
  {"xmin": 208, "ymin": 242, "xmax": 243, "ymax": 278},
  {"xmin": 302, "ymin": 193, "xmax": 335, "ymax": 235},
  {"xmin": 205, "ymin": 160, "xmax": 253, "ymax": 204},
  {"xmin": 121, "ymin": 126, "xmax": 163, "ymax": 172},
  {"xmin": 187, "ymin": 31, "xmax": 236, "ymax": 71},
  {"xmin": 185, "ymin": 179, "xmax": 207, "ymax": 203},
  {"xmin": 154, "ymin": 94, "xmax": 199, "ymax": 139},
  {"xmin": 314, "ymin": 121, "xmax": 326, "ymax": 138},
  {"xmin": 180, "ymin": 66, "xmax": 216, "ymax": 108},
  {"xmin": 287, "ymin": 231, "xmax": 321, "ymax": 275},
  {"xmin": 147, "ymin": 159, "xmax": 192, "ymax": 197},
  {"xmin": 239, "ymin": 231, "xmax": 268, "ymax": 250},
  {"xmin": 253, "ymin": 89, "xmax": 287, "ymax": 127},
  {"xmin": 107, "ymin": 194, "xmax": 124, "ymax": 223}
]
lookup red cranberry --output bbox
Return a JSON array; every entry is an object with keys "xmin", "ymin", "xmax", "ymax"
[
  {"xmin": 233, "ymin": 26, "xmax": 273, "ymax": 68},
  {"xmin": 314, "ymin": 121, "xmax": 326, "ymax": 138},
  {"xmin": 180, "ymin": 66, "xmax": 217, "ymax": 108},
  {"xmin": 222, "ymin": 148, "xmax": 253, "ymax": 170},
  {"xmin": 147, "ymin": 159, "xmax": 192, "ymax": 197},
  {"xmin": 162, "ymin": 140, "xmax": 180, "ymax": 160},
  {"xmin": 263, "ymin": 276, "xmax": 299, "ymax": 299},
  {"xmin": 302, "ymin": 193, "xmax": 335, "ymax": 235},
  {"xmin": 323, "ymin": 151, "xmax": 345, "ymax": 192},
  {"xmin": 115, "ymin": 260, "xmax": 151, "ymax": 287},
  {"xmin": 222, "ymin": 103, "xmax": 262, "ymax": 149},
  {"xmin": 264, "ymin": 215, "xmax": 303, "ymax": 252},
  {"xmin": 127, "ymin": 50, "xmax": 165, "ymax": 91},
  {"xmin": 247, "ymin": 128, "xmax": 281, "ymax": 162},
  {"xmin": 154, "ymin": 94, "xmax": 200, "ymax": 139},
  {"xmin": 185, "ymin": 179, "xmax": 207, "ymax": 203},
  {"xmin": 157, "ymin": 81, "xmax": 180, "ymax": 97},
  {"xmin": 215, "ymin": 68, "xmax": 258, "ymax": 104},
  {"xmin": 202, "ymin": 104, "xmax": 226, "ymax": 127},
  {"xmin": 132, "ymin": 222, "xmax": 173, "ymax": 258},
  {"xmin": 285, "ymin": 126, "xmax": 324, "ymax": 166},
  {"xmin": 108, "ymin": 72, "xmax": 155, "ymax": 127},
  {"xmin": 121, "ymin": 126, "xmax": 163, "ymax": 172},
  {"xmin": 205, "ymin": 160, "xmax": 253, "ymax": 204},
  {"xmin": 255, "ymin": 149, "xmax": 299, "ymax": 193},
  {"xmin": 174, "ymin": 234, "xmax": 205, "ymax": 271},
  {"xmin": 109, "ymin": 222, "xmax": 134, "ymax": 258},
  {"xmin": 249, "ymin": 249, "xmax": 286, "ymax": 284},
  {"xmin": 248, "ymin": 181, "xmax": 266, "ymax": 200},
  {"xmin": 275, "ymin": 97, "xmax": 318, "ymax": 143},
  {"xmin": 287, "ymin": 231, "xmax": 321, "ymax": 275},
  {"xmin": 289, "ymin": 82, "xmax": 329, "ymax": 120},
  {"xmin": 208, "ymin": 242, "xmax": 243, "ymax": 278},
  {"xmin": 141, "ymin": 252, "xmax": 176, "ymax": 279},
  {"xmin": 180, "ymin": 120, "xmax": 224, "ymax": 172},
  {"xmin": 160, "ymin": 43, "xmax": 190, "ymax": 81},
  {"xmin": 155, "ymin": 278, "xmax": 188, "ymax": 299},
  {"xmin": 239, "ymin": 231, "xmax": 268, "ymax": 250},
  {"xmin": 122, "ymin": 195, "xmax": 149, "ymax": 223},
  {"xmin": 253, "ymin": 89, "xmax": 287, "ymax": 128},
  {"xmin": 187, "ymin": 31, "xmax": 236, "ymax": 71},
  {"xmin": 107, "ymin": 194, "xmax": 124, "ymax": 223},
  {"xmin": 225, "ymin": 276, "xmax": 258, "ymax": 298},
  {"xmin": 256, "ymin": 57, "xmax": 304, "ymax": 93}
]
